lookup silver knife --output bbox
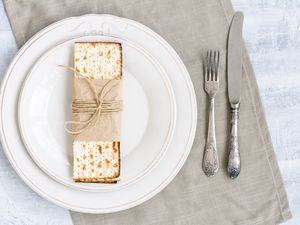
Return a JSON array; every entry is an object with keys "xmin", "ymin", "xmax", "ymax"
[{"xmin": 227, "ymin": 12, "xmax": 244, "ymax": 179}]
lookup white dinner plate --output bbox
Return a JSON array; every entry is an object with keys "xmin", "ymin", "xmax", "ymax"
[
  {"xmin": 0, "ymin": 14, "xmax": 197, "ymax": 213},
  {"xmin": 18, "ymin": 35, "xmax": 176, "ymax": 191}
]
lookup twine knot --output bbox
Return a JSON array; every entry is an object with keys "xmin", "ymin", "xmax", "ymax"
[{"xmin": 59, "ymin": 65, "xmax": 122, "ymax": 135}]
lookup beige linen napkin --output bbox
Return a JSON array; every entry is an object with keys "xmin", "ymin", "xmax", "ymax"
[{"xmin": 3, "ymin": 0, "xmax": 292, "ymax": 224}]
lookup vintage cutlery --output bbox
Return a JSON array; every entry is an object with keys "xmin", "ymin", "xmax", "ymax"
[
  {"xmin": 227, "ymin": 12, "xmax": 244, "ymax": 179},
  {"xmin": 203, "ymin": 50, "xmax": 220, "ymax": 177}
]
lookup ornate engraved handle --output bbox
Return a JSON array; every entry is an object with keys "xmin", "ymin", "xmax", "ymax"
[
  {"xmin": 203, "ymin": 97, "xmax": 219, "ymax": 177},
  {"xmin": 227, "ymin": 103, "xmax": 241, "ymax": 179}
]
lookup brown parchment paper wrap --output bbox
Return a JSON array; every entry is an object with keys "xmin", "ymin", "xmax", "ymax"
[{"xmin": 72, "ymin": 78, "xmax": 122, "ymax": 142}]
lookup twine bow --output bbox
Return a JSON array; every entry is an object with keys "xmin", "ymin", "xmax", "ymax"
[{"xmin": 59, "ymin": 65, "xmax": 122, "ymax": 135}]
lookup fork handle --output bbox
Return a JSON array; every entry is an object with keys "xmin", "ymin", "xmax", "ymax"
[
  {"xmin": 227, "ymin": 103, "xmax": 241, "ymax": 179},
  {"xmin": 203, "ymin": 97, "xmax": 219, "ymax": 177}
]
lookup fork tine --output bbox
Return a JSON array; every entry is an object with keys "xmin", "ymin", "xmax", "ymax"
[
  {"xmin": 209, "ymin": 50, "xmax": 213, "ymax": 81},
  {"xmin": 216, "ymin": 51, "xmax": 220, "ymax": 81},
  {"xmin": 207, "ymin": 50, "xmax": 212, "ymax": 81},
  {"xmin": 205, "ymin": 51, "xmax": 209, "ymax": 81},
  {"xmin": 213, "ymin": 50, "xmax": 217, "ymax": 81}
]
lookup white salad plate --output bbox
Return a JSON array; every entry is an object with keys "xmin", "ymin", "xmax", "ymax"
[
  {"xmin": 18, "ymin": 35, "xmax": 176, "ymax": 192},
  {"xmin": 0, "ymin": 14, "xmax": 197, "ymax": 213}
]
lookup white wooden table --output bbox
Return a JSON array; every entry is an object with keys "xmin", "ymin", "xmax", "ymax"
[{"xmin": 0, "ymin": 0, "xmax": 299, "ymax": 224}]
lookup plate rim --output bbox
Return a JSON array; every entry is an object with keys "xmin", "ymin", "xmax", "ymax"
[
  {"xmin": 17, "ymin": 34, "xmax": 177, "ymax": 192},
  {"xmin": 0, "ymin": 14, "xmax": 197, "ymax": 213}
]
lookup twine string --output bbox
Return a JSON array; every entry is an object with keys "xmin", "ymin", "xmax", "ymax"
[{"xmin": 59, "ymin": 65, "xmax": 122, "ymax": 135}]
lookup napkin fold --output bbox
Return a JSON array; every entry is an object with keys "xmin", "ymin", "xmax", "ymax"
[{"xmin": 3, "ymin": 0, "xmax": 292, "ymax": 224}]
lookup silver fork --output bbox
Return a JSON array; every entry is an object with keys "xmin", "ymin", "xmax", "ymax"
[{"xmin": 203, "ymin": 50, "xmax": 220, "ymax": 177}]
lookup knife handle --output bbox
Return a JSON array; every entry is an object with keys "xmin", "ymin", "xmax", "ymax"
[{"xmin": 227, "ymin": 103, "xmax": 241, "ymax": 179}]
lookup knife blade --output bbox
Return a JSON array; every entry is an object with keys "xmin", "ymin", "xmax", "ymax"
[
  {"xmin": 228, "ymin": 12, "xmax": 243, "ymax": 105},
  {"xmin": 227, "ymin": 12, "xmax": 244, "ymax": 179}
]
